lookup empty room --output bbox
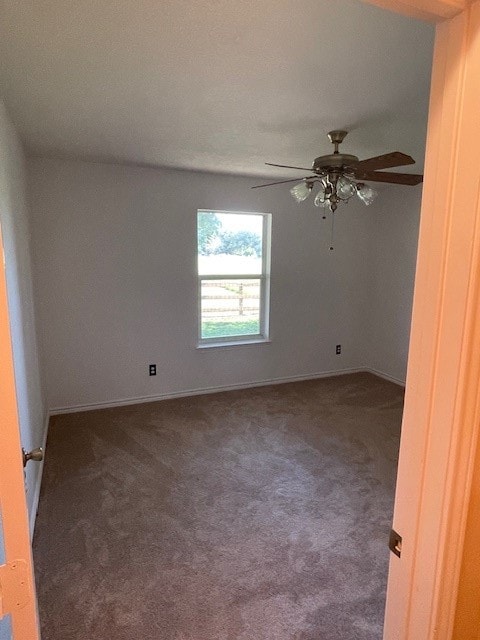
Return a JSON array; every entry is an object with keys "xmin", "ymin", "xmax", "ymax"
[{"xmin": 2, "ymin": 0, "xmax": 480, "ymax": 639}]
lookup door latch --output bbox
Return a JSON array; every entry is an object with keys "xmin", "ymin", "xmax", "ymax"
[{"xmin": 389, "ymin": 528, "xmax": 402, "ymax": 558}]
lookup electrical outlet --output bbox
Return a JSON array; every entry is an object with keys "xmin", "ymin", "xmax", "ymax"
[
  {"xmin": 336, "ymin": 345, "xmax": 342, "ymax": 355},
  {"xmin": 149, "ymin": 364, "xmax": 157, "ymax": 376}
]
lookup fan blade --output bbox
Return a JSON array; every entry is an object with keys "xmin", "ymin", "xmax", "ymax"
[
  {"xmin": 265, "ymin": 162, "xmax": 314, "ymax": 171},
  {"xmin": 356, "ymin": 152, "xmax": 415, "ymax": 172},
  {"xmin": 251, "ymin": 177, "xmax": 315, "ymax": 189},
  {"xmin": 356, "ymin": 171, "xmax": 423, "ymax": 185}
]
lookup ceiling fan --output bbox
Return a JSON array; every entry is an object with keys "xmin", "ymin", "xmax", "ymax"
[{"xmin": 252, "ymin": 130, "xmax": 423, "ymax": 212}]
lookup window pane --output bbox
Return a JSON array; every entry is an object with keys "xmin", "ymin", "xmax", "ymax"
[
  {"xmin": 198, "ymin": 211, "xmax": 263, "ymax": 276},
  {"xmin": 201, "ymin": 279, "xmax": 261, "ymax": 339}
]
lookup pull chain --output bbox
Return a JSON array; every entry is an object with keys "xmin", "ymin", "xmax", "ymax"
[{"xmin": 330, "ymin": 211, "xmax": 335, "ymax": 250}]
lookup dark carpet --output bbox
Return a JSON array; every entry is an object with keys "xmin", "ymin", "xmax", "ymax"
[{"xmin": 33, "ymin": 372, "xmax": 402, "ymax": 639}]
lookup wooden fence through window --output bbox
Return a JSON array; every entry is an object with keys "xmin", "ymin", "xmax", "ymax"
[{"xmin": 201, "ymin": 280, "xmax": 260, "ymax": 317}]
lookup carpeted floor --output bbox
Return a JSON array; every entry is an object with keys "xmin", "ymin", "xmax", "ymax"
[{"xmin": 33, "ymin": 372, "xmax": 402, "ymax": 640}]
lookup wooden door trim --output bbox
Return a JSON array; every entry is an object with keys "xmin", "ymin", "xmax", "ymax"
[
  {"xmin": 362, "ymin": 0, "xmax": 480, "ymax": 637},
  {"xmin": 0, "ymin": 224, "xmax": 39, "ymax": 636},
  {"xmin": 406, "ymin": 8, "xmax": 480, "ymax": 638},
  {"xmin": 364, "ymin": 0, "xmax": 480, "ymax": 640}
]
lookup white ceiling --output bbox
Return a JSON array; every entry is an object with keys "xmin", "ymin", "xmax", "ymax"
[{"xmin": 0, "ymin": 0, "xmax": 434, "ymax": 178}]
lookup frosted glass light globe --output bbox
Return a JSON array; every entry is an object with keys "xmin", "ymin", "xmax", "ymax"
[
  {"xmin": 290, "ymin": 181, "xmax": 312, "ymax": 203},
  {"xmin": 356, "ymin": 183, "xmax": 378, "ymax": 206}
]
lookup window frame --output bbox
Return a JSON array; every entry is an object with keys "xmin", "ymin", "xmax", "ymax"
[{"xmin": 196, "ymin": 210, "xmax": 271, "ymax": 348}]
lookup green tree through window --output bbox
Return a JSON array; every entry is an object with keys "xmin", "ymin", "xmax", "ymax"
[
  {"xmin": 215, "ymin": 230, "xmax": 261, "ymax": 257},
  {"xmin": 197, "ymin": 211, "xmax": 221, "ymax": 255}
]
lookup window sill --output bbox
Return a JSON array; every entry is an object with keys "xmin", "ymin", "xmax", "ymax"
[{"xmin": 197, "ymin": 338, "xmax": 271, "ymax": 350}]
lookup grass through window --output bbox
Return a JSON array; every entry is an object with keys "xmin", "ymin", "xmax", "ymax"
[{"xmin": 201, "ymin": 318, "xmax": 260, "ymax": 339}]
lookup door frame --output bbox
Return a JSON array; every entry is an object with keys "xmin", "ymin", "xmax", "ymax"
[
  {"xmin": 363, "ymin": 0, "xmax": 480, "ymax": 637},
  {"xmin": 0, "ymin": 223, "xmax": 39, "ymax": 637}
]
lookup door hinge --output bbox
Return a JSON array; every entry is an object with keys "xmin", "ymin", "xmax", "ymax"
[
  {"xmin": 0, "ymin": 560, "xmax": 30, "ymax": 618},
  {"xmin": 389, "ymin": 528, "xmax": 402, "ymax": 558}
]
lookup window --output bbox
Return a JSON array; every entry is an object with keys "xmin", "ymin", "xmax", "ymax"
[{"xmin": 197, "ymin": 210, "xmax": 271, "ymax": 346}]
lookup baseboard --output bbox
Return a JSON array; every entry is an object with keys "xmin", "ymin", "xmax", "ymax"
[
  {"xmin": 49, "ymin": 367, "xmax": 366, "ymax": 415},
  {"xmin": 29, "ymin": 408, "xmax": 50, "ymax": 539},
  {"xmin": 364, "ymin": 367, "xmax": 406, "ymax": 387}
]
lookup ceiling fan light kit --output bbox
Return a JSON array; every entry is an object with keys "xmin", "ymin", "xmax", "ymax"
[
  {"xmin": 290, "ymin": 176, "xmax": 378, "ymax": 210},
  {"xmin": 356, "ymin": 182, "xmax": 378, "ymax": 206},
  {"xmin": 252, "ymin": 130, "xmax": 423, "ymax": 214},
  {"xmin": 290, "ymin": 181, "xmax": 313, "ymax": 203}
]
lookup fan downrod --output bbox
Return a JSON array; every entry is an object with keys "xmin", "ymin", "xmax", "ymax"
[{"xmin": 328, "ymin": 130, "xmax": 348, "ymax": 154}]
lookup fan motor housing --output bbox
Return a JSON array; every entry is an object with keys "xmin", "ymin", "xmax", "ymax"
[{"xmin": 312, "ymin": 153, "xmax": 359, "ymax": 174}]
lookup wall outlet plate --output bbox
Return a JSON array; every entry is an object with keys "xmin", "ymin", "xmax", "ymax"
[
  {"xmin": 336, "ymin": 345, "xmax": 342, "ymax": 355},
  {"xmin": 149, "ymin": 364, "xmax": 156, "ymax": 376}
]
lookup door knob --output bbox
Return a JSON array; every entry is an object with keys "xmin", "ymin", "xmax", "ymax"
[{"xmin": 22, "ymin": 447, "xmax": 44, "ymax": 467}]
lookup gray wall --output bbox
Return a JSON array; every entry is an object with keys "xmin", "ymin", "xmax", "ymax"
[
  {"xmin": 27, "ymin": 157, "xmax": 420, "ymax": 412},
  {"xmin": 363, "ymin": 185, "xmax": 422, "ymax": 384},
  {"xmin": 28, "ymin": 157, "xmax": 372, "ymax": 411},
  {"xmin": 0, "ymin": 103, "xmax": 46, "ymax": 531}
]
